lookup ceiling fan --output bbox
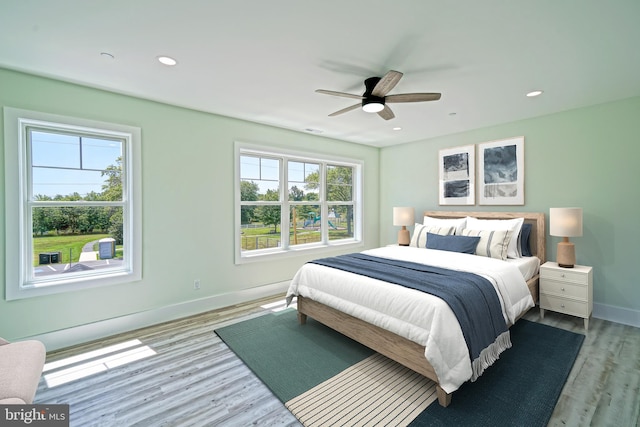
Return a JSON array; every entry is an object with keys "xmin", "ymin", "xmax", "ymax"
[{"xmin": 316, "ymin": 70, "xmax": 441, "ymax": 120}]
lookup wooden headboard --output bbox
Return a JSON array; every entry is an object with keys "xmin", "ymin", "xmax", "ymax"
[{"xmin": 422, "ymin": 211, "xmax": 546, "ymax": 264}]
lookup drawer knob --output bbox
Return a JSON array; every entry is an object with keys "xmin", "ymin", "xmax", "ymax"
[
  {"xmin": 561, "ymin": 287, "xmax": 565, "ymax": 291},
  {"xmin": 561, "ymin": 304, "xmax": 565, "ymax": 308},
  {"xmin": 561, "ymin": 273, "xmax": 565, "ymax": 278}
]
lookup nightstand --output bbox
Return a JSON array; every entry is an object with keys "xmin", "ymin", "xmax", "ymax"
[{"xmin": 539, "ymin": 261, "xmax": 593, "ymax": 330}]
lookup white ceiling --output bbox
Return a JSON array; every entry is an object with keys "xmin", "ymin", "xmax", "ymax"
[{"xmin": 2, "ymin": 1, "xmax": 640, "ymax": 147}]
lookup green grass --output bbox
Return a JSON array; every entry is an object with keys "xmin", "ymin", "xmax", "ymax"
[{"xmin": 33, "ymin": 233, "xmax": 110, "ymax": 265}]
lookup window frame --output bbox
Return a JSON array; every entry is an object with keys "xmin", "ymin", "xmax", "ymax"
[
  {"xmin": 4, "ymin": 107, "xmax": 142, "ymax": 300},
  {"xmin": 235, "ymin": 142, "xmax": 363, "ymax": 264}
]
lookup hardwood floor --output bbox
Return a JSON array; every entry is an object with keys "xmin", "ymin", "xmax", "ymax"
[
  {"xmin": 521, "ymin": 309, "xmax": 640, "ymax": 427},
  {"xmin": 34, "ymin": 295, "xmax": 640, "ymax": 426}
]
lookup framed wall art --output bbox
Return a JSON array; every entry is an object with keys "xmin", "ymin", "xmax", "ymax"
[
  {"xmin": 478, "ymin": 136, "xmax": 524, "ymax": 205},
  {"xmin": 438, "ymin": 144, "xmax": 475, "ymax": 205}
]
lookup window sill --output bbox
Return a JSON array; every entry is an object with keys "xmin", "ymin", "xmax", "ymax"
[
  {"xmin": 7, "ymin": 269, "xmax": 141, "ymax": 301},
  {"xmin": 235, "ymin": 240, "xmax": 364, "ymax": 265}
]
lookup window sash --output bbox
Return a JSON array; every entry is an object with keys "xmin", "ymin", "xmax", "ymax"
[{"xmin": 29, "ymin": 134, "xmax": 124, "ymax": 202}]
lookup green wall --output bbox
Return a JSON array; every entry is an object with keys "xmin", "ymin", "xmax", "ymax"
[
  {"xmin": 0, "ymin": 68, "xmax": 380, "ymax": 341},
  {"xmin": 380, "ymin": 96, "xmax": 640, "ymax": 322}
]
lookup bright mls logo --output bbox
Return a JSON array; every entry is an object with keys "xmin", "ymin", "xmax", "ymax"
[{"xmin": 1, "ymin": 405, "xmax": 69, "ymax": 426}]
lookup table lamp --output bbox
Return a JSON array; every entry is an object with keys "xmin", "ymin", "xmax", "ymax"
[
  {"xmin": 550, "ymin": 207, "xmax": 583, "ymax": 268},
  {"xmin": 393, "ymin": 207, "xmax": 414, "ymax": 246}
]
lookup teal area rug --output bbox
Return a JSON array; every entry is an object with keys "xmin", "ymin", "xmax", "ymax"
[{"xmin": 215, "ymin": 309, "xmax": 584, "ymax": 427}]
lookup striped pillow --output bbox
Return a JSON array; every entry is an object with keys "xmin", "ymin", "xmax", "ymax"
[
  {"xmin": 423, "ymin": 216, "xmax": 467, "ymax": 235},
  {"xmin": 462, "ymin": 229, "xmax": 513, "ymax": 260},
  {"xmin": 410, "ymin": 223, "xmax": 454, "ymax": 248}
]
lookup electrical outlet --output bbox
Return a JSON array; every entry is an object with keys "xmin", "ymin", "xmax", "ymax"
[{"xmin": 194, "ymin": 279, "xmax": 201, "ymax": 290}]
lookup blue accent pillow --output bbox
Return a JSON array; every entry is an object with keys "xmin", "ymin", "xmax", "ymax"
[
  {"xmin": 426, "ymin": 232, "xmax": 480, "ymax": 254},
  {"xmin": 520, "ymin": 223, "xmax": 533, "ymax": 257}
]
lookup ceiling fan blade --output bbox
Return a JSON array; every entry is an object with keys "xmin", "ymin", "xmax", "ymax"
[
  {"xmin": 328, "ymin": 103, "xmax": 361, "ymax": 117},
  {"xmin": 371, "ymin": 70, "xmax": 403, "ymax": 97},
  {"xmin": 377, "ymin": 105, "xmax": 395, "ymax": 120},
  {"xmin": 316, "ymin": 89, "xmax": 363, "ymax": 100},
  {"xmin": 386, "ymin": 93, "xmax": 442, "ymax": 103}
]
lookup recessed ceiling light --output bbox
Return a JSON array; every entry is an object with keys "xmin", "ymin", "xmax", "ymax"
[
  {"xmin": 393, "ymin": 127, "xmax": 402, "ymax": 131},
  {"xmin": 526, "ymin": 90, "xmax": 543, "ymax": 97},
  {"xmin": 157, "ymin": 56, "xmax": 177, "ymax": 66}
]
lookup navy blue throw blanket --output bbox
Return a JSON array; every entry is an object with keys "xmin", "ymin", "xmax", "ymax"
[{"xmin": 309, "ymin": 253, "xmax": 507, "ymax": 361}]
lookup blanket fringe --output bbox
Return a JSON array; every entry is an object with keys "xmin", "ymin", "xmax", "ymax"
[{"xmin": 470, "ymin": 331, "xmax": 512, "ymax": 382}]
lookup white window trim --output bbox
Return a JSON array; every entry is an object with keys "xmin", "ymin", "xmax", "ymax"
[
  {"xmin": 4, "ymin": 107, "xmax": 142, "ymax": 300},
  {"xmin": 235, "ymin": 141, "xmax": 364, "ymax": 264}
]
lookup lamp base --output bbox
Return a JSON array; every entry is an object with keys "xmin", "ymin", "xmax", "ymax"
[
  {"xmin": 556, "ymin": 240, "xmax": 576, "ymax": 268},
  {"xmin": 398, "ymin": 227, "xmax": 410, "ymax": 246}
]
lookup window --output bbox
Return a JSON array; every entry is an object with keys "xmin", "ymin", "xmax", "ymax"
[
  {"xmin": 4, "ymin": 107, "xmax": 142, "ymax": 300},
  {"xmin": 236, "ymin": 143, "xmax": 362, "ymax": 263}
]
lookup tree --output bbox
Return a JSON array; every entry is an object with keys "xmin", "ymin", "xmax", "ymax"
[
  {"xmin": 304, "ymin": 166, "xmax": 353, "ymax": 200},
  {"xmin": 49, "ymin": 206, "xmax": 69, "ymax": 235},
  {"xmin": 33, "ymin": 195, "xmax": 53, "ymax": 236},
  {"xmin": 289, "ymin": 185, "xmax": 305, "ymax": 201},
  {"xmin": 100, "ymin": 157, "xmax": 123, "ymax": 242},
  {"xmin": 255, "ymin": 189, "xmax": 280, "ymax": 232},
  {"xmin": 109, "ymin": 208, "xmax": 124, "ymax": 245},
  {"xmin": 32, "ymin": 207, "xmax": 51, "ymax": 236},
  {"xmin": 101, "ymin": 157, "xmax": 123, "ymax": 201},
  {"xmin": 240, "ymin": 181, "xmax": 260, "ymax": 224}
]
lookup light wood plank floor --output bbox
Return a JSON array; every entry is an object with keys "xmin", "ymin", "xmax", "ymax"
[{"xmin": 34, "ymin": 295, "xmax": 640, "ymax": 426}]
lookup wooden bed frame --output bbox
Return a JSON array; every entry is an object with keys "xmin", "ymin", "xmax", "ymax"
[{"xmin": 296, "ymin": 211, "xmax": 545, "ymax": 407}]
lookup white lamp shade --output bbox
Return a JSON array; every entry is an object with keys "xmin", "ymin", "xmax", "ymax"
[
  {"xmin": 550, "ymin": 207, "xmax": 583, "ymax": 237},
  {"xmin": 393, "ymin": 207, "xmax": 415, "ymax": 227}
]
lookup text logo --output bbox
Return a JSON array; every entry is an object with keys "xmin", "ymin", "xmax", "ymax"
[{"xmin": 1, "ymin": 405, "xmax": 69, "ymax": 426}]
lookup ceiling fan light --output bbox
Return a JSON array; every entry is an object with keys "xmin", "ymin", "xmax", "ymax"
[{"xmin": 362, "ymin": 102, "xmax": 384, "ymax": 113}]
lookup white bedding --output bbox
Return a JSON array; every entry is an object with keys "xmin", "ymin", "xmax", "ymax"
[
  {"xmin": 286, "ymin": 246, "xmax": 535, "ymax": 394},
  {"xmin": 506, "ymin": 255, "xmax": 540, "ymax": 282}
]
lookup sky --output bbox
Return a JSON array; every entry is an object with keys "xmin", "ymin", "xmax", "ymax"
[{"xmin": 30, "ymin": 130, "xmax": 122, "ymax": 198}]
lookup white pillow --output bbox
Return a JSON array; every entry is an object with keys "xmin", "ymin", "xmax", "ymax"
[
  {"xmin": 465, "ymin": 216, "xmax": 524, "ymax": 258},
  {"xmin": 410, "ymin": 223, "xmax": 454, "ymax": 248},
  {"xmin": 462, "ymin": 229, "xmax": 513, "ymax": 260},
  {"xmin": 423, "ymin": 216, "xmax": 467, "ymax": 235}
]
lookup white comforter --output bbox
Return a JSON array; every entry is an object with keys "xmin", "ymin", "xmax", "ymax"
[{"xmin": 286, "ymin": 246, "xmax": 535, "ymax": 393}]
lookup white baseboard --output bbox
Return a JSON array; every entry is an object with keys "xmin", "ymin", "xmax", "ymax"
[
  {"xmin": 28, "ymin": 281, "xmax": 291, "ymax": 352},
  {"xmin": 593, "ymin": 302, "xmax": 640, "ymax": 328}
]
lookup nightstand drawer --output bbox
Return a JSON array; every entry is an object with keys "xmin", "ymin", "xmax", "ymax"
[
  {"xmin": 540, "ymin": 279, "xmax": 588, "ymax": 300},
  {"xmin": 540, "ymin": 267, "xmax": 589, "ymax": 285},
  {"xmin": 539, "ymin": 294, "xmax": 589, "ymax": 317}
]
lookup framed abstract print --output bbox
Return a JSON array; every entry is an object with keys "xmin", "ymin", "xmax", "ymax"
[
  {"xmin": 478, "ymin": 136, "xmax": 524, "ymax": 205},
  {"xmin": 438, "ymin": 144, "xmax": 475, "ymax": 205}
]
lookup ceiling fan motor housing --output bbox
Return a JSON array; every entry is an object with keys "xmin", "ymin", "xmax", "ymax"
[{"xmin": 363, "ymin": 77, "xmax": 381, "ymax": 95}]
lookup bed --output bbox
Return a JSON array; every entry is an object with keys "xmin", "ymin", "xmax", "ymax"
[{"xmin": 286, "ymin": 211, "xmax": 546, "ymax": 407}]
